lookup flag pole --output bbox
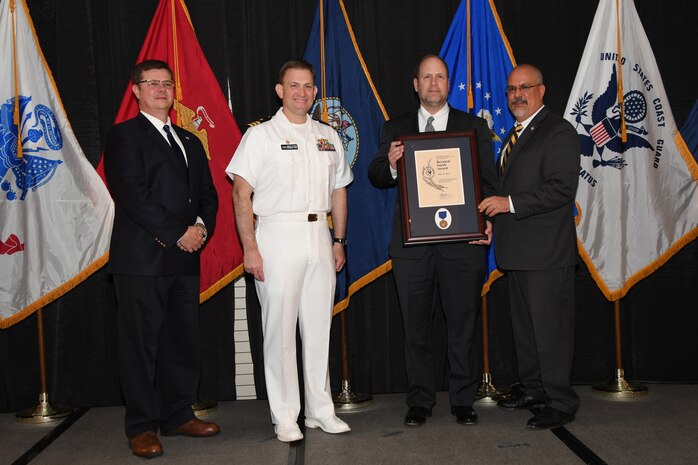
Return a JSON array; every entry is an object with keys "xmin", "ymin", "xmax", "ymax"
[
  {"xmin": 592, "ymin": 299, "xmax": 648, "ymax": 398},
  {"xmin": 333, "ymin": 309, "xmax": 372, "ymax": 410},
  {"xmin": 314, "ymin": 0, "xmax": 370, "ymax": 411},
  {"xmin": 10, "ymin": 0, "xmax": 23, "ymax": 159},
  {"xmin": 475, "ymin": 295, "xmax": 502, "ymax": 403},
  {"xmin": 15, "ymin": 308, "xmax": 73, "ymax": 423},
  {"xmin": 169, "ymin": 0, "xmax": 218, "ymax": 414}
]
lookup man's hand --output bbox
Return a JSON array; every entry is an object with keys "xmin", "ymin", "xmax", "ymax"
[
  {"xmin": 478, "ymin": 196, "xmax": 510, "ymax": 217},
  {"xmin": 469, "ymin": 220, "xmax": 492, "ymax": 245},
  {"xmin": 177, "ymin": 225, "xmax": 206, "ymax": 253},
  {"xmin": 333, "ymin": 243, "xmax": 346, "ymax": 272},
  {"xmin": 388, "ymin": 141, "xmax": 404, "ymax": 170},
  {"xmin": 244, "ymin": 248, "xmax": 265, "ymax": 281}
]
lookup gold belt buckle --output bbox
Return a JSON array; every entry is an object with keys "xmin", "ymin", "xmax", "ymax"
[{"xmin": 307, "ymin": 213, "xmax": 318, "ymax": 222}]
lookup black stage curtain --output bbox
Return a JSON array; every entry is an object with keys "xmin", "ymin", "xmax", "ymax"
[{"xmin": 2, "ymin": 0, "xmax": 697, "ymax": 413}]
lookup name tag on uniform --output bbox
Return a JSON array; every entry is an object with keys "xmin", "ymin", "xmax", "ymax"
[
  {"xmin": 316, "ymin": 138, "xmax": 336, "ymax": 151},
  {"xmin": 281, "ymin": 144, "xmax": 298, "ymax": 150}
]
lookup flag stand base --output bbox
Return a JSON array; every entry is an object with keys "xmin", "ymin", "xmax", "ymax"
[
  {"xmin": 334, "ymin": 380, "xmax": 372, "ymax": 411},
  {"xmin": 475, "ymin": 372, "xmax": 502, "ymax": 404},
  {"xmin": 16, "ymin": 393, "xmax": 72, "ymax": 424},
  {"xmin": 193, "ymin": 399, "xmax": 218, "ymax": 416},
  {"xmin": 593, "ymin": 369, "xmax": 648, "ymax": 399}
]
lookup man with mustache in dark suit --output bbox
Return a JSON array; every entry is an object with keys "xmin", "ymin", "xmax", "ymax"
[{"xmin": 479, "ymin": 64, "xmax": 580, "ymax": 429}]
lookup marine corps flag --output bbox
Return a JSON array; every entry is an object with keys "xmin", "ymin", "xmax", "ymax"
[
  {"xmin": 0, "ymin": 0, "xmax": 114, "ymax": 328},
  {"xmin": 565, "ymin": 0, "xmax": 698, "ymax": 300},
  {"xmin": 439, "ymin": 0, "xmax": 516, "ymax": 294},
  {"xmin": 303, "ymin": 0, "xmax": 395, "ymax": 313},
  {"xmin": 98, "ymin": 0, "xmax": 244, "ymax": 301}
]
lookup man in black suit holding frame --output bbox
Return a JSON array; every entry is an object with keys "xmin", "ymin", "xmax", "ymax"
[
  {"xmin": 479, "ymin": 64, "xmax": 580, "ymax": 429},
  {"xmin": 104, "ymin": 59, "xmax": 220, "ymax": 458},
  {"xmin": 369, "ymin": 55, "xmax": 497, "ymax": 427}
]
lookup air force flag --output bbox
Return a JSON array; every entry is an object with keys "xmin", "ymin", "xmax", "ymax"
[{"xmin": 440, "ymin": 0, "xmax": 516, "ymax": 294}]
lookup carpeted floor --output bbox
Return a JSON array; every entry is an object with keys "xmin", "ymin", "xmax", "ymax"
[{"xmin": 2, "ymin": 384, "xmax": 697, "ymax": 465}]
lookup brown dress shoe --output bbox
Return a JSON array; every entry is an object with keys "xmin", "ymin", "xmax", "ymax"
[
  {"xmin": 128, "ymin": 431, "xmax": 163, "ymax": 459},
  {"xmin": 161, "ymin": 418, "xmax": 220, "ymax": 437}
]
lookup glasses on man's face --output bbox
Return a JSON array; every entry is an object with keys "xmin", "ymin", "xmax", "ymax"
[
  {"xmin": 506, "ymin": 83, "xmax": 543, "ymax": 95},
  {"xmin": 136, "ymin": 79, "xmax": 175, "ymax": 89}
]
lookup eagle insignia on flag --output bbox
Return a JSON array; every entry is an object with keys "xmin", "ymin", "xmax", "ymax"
[
  {"xmin": 311, "ymin": 98, "xmax": 356, "ymax": 164},
  {"xmin": 0, "ymin": 95, "xmax": 63, "ymax": 201},
  {"xmin": 173, "ymin": 100, "xmax": 215, "ymax": 160},
  {"xmin": 569, "ymin": 64, "xmax": 653, "ymax": 170}
]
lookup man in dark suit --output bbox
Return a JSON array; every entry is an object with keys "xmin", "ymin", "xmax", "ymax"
[
  {"xmin": 104, "ymin": 60, "xmax": 220, "ymax": 458},
  {"xmin": 479, "ymin": 64, "xmax": 580, "ymax": 429},
  {"xmin": 369, "ymin": 55, "xmax": 497, "ymax": 427}
]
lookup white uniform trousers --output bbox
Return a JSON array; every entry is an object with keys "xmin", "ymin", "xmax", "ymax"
[{"xmin": 255, "ymin": 215, "xmax": 336, "ymax": 425}]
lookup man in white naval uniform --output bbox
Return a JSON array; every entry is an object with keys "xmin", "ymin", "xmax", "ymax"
[{"xmin": 226, "ymin": 60, "xmax": 353, "ymax": 442}]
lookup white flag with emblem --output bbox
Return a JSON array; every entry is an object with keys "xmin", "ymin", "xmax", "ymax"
[
  {"xmin": 0, "ymin": 0, "xmax": 114, "ymax": 328},
  {"xmin": 565, "ymin": 0, "xmax": 698, "ymax": 301}
]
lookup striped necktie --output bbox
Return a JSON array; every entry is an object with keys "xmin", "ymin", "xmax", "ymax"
[{"xmin": 500, "ymin": 122, "xmax": 523, "ymax": 175}]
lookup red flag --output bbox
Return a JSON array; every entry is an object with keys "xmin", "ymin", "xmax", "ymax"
[{"xmin": 97, "ymin": 0, "xmax": 243, "ymax": 301}]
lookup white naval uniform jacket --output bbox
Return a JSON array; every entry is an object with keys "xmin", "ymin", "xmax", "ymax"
[{"xmin": 226, "ymin": 107, "xmax": 353, "ymax": 216}]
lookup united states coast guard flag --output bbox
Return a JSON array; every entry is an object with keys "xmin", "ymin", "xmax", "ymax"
[
  {"xmin": 565, "ymin": 0, "xmax": 698, "ymax": 301},
  {"xmin": 0, "ymin": 0, "xmax": 114, "ymax": 328},
  {"xmin": 303, "ymin": 0, "xmax": 396, "ymax": 313},
  {"xmin": 440, "ymin": 0, "xmax": 516, "ymax": 294},
  {"xmin": 97, "ymin": 0, "xmax": 244, "ymax": 302}
]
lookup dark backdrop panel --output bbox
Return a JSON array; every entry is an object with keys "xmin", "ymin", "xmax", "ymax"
[{"xmin": 1, "ymin": 0, "xmax": 697, "ymax": 413}]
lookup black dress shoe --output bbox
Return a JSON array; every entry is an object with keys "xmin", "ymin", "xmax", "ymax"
[
  {"xmin": 404, "ymin": 406, "xmax": 431, "ymax": 426},
  {"xmin": 497, "ymin": 392, "xmax": 546, "ymax": 410},
  {"xmin": 526, "ymin": 407, "xmax": 575, "ymax": 429},
  {"xmin": 451, "ymin": 406, "xmax": 478, "ymax": 425}
]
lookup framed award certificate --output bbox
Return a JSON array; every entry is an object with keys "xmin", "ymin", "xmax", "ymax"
[{"xmin": 396, "ymin": 130, "xmax": 486, "ymax": 245}]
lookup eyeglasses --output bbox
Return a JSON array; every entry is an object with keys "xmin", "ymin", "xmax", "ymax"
[
  {"xmin": 135, "ymin": 79, "xmax": 175, "ymax": 89},
  {"xmin": 506, "ymin": 83, "xmax": 543, "ymax": 94}
]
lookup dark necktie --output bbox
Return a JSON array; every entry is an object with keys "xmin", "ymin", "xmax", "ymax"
[
  {"xmin": 425, "ymin": 116, "xmax": 435, "ymax": 132},
  {"xmin": 500, "ymin": 122, "xmax": 523, "ymax": 175},
  {"xmin": 163, "ymin": 125, "xmax": 188, "ymax": 173}
]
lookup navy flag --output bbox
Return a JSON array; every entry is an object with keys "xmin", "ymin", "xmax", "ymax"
[
  {"xmin": 440, "ymin": 0, "xmax": 516, "ymax": 294},
  {"xmin": 303, "ymin": 0, "xmax": 396, "ymax": 312}
]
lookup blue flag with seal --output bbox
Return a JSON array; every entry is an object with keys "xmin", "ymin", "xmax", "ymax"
[
  {"xmin": 303, "ymin": 0, "xmax": 395, "ymax": 313},
  {"xmin": 440, "ymin": 0, "xmax": 516, "ymax": 294}
]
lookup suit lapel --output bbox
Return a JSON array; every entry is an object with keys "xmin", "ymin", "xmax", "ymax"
[
  {"xmin": 445, "ymin": 107, "xmax": 460, "ymax": 131},
  {"xmin": 501, "ymin": 107, "xmax": 549, "ymax": 178},
  {"xmin": 172, "ymin": 125, "xmax": 193, "ymax": 186},
  {"xmin": 138, "ymin": 114, "xmax": 189, "ymax": 183},
  {"xmin": 410, "ymin": 111, "xmax": 420, "ymax": 133},
  {"xmin": 497, "ymin": 125, "xmax": 517, "ymax": 170}
]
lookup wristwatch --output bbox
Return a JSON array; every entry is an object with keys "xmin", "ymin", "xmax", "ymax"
[
  {"xmin": 333, "ymin": 237, "xmax": 347, "ymax": 245},
  {"xmin": 195, "ymin": 223, "xmax": 208, "ymax": 241}
]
